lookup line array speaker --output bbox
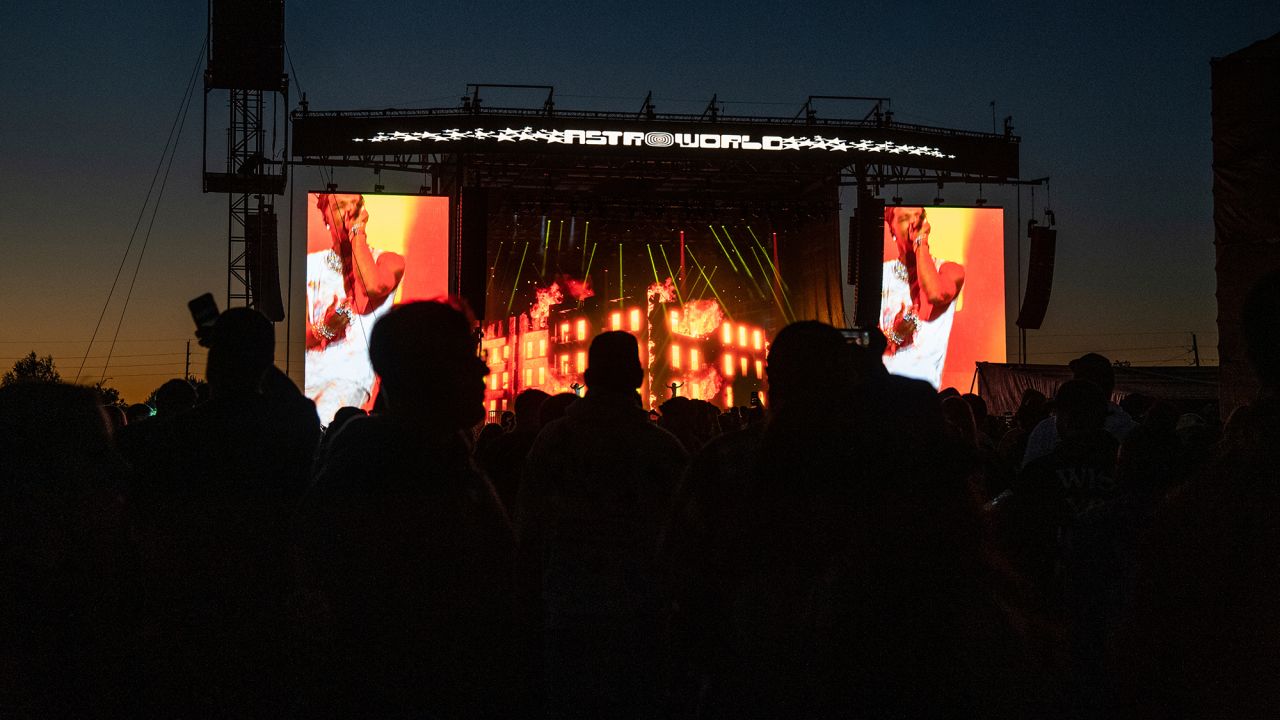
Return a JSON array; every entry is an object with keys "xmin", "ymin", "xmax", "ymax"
[
  {"xmin": 849, "ymin": 192, "xmax": 885, "ymax": 329},
  {"xmin": 244, "ymin": 209, "xmax": 284, "ymax": 322},
  {"xmin": 208, "ymin": 0, "xmax": 285, "ymax": 91},
  {"xmin": 1016, "ymin": 223, "xmax": 1057, "ymax": 330},
  {"xmin": 459, "ymin": 188, "xmax": 489, "ymax": 322}
]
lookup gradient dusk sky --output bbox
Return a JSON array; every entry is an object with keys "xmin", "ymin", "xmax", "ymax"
[{"xmin": 3, "ymin": 1, "xmax": 1277, "ymax": 402}]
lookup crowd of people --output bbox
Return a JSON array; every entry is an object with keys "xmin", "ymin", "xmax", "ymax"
[{"xmin": 2, "ymin": 274, "xmax": 1278, "ymax": 718}]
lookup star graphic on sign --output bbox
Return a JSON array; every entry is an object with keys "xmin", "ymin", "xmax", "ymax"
[
  {"xmin": 545, "ymin": 130, "xmax": 570, "ymax": 144},
  {"xmin": 517, "ymin": 127, "xmax": 540, "ymax": 141},
  {"xmin": 826, "ymin": 137, "xmax": 850, "ymax": 151},
  {"xmin": 780, "ymin": 136, "xmax": 805, "ymax": 151},
  {"xmin": 496, "ymin": 127, "xmax": 521, "ymax": 142}
]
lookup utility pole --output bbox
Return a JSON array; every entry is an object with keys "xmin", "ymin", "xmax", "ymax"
[
  {"xmin": 1191, "ymin": 332, "xmax": 1201, "ymax": 367},
  {"xmin": 185, "ymin": 340, "xmax": 191, "ymax": 379}
]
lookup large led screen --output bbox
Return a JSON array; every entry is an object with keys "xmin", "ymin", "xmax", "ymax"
[
  {"xmin": 479, "ymin": 207, "xmax": 845, "ymax": 413},
  {"xmin": 878, "ymin": 206, "xmax": 1005, "ymax": 391},
  {"xmin": 304, "ymin": 192, "xmax": 449, "ymax": 424}
]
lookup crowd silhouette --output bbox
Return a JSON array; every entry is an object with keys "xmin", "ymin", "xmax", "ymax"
[{"xmin": 2, "ymin": 273, "xmax": 1278, "ymax": 718}]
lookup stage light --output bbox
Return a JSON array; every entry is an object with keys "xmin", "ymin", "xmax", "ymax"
[{"xmin": 325, "ymin": 183, "xmax": 337, "ymax": 192}]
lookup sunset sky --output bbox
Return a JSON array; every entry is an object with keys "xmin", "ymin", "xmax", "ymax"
[{"xmin": 3, "ymin": 1, "xmax": 1277, "ymax": 402}]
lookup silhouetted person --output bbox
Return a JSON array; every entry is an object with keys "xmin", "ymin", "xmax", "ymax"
[
  {"xmin": 474, "ymin": 419, "xmax": 505, "ymax": 450},
  {"xmin": 1023, "ymin": 353, "xmax": 1135, "ymax": 467},
  {"xmin": 666, "ymin": 321, "xmax": 1045, "ymax": 719},
  {"xmin": 153, "ymin": 377, "xmax": 197, "ymax": 416},
  {"xmin": 944, "ymin": 395, "xmax": 1014, "ymax": 501},
  {"xmin": 658, "ymin": 395, "xmax": 719, "ymax": 453},
  {"xmin": 1117, "ymin": 271, "xmax": 1280, "ymax": 718},
  {"xmin": 538, "ymin": 391, "xmax": 579, "ymax": 426},
  {"xmin": 997, "ymin": 387, "xmax": 1049, "ymax": 470},
  {"xmin": 995, "ymin": 378, "xmax": 1121, "ymax": 715},
  {"xmin": 0, "ymin": 382, "xmax": 136, "ymax": 716},
  {"xmin": 961, "ymin": 391, "xmax": 1001, "ymax": 446},
  {"xmin": 1118, "ymin": 392, "xmax": 1155, "ymax": 425},
  {"xmin": 116, "ymin": 378, "xmax": 195, "ymax": 468},
  {"xmin": 328, "ymin": 403, "xmax": 368, "ymax": 434},
  {"xmin": 517, "ymin": 331, "xmax": 687, "ymax": 719},
  {"xmin": 477, "ymin": 388, "xmax": 550, "ymax": 512},
  {"xmin": 125, "ymin": 307, "xmax": 320, "ymax": 716},
  {"xmin": 942, "ymin": 394, "xmax": 979, "ymax": 447},
  {"xmin": 123, "ymin": 401, "xmax": 151, "ymax": 424},
  {"xmin": 313, "ymin": 404, "xmax": 367, "ymax": 471},
  {"xmin": 296, "ymin": 300, "xmax": 520, "ymax": 718}
]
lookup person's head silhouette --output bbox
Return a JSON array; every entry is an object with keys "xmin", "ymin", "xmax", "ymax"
[
  {"xmin": 583, "ymin": 331, "xmax": 643, "ymax": 394},
  {"xmin": 765, "ymin": 321, "xmax": 854, "ymax": 410},
  {"xmin": 513, "ymin": 388, "xmax": 551, "ymax": 431},
  {"xmin": 205, "ymin": 307, "xmax": 275, "ymax": 396},
  {"xmin": 1053, "ymin": 378, "xmax": 1108, "ymax": 439},
  {"xmin": 154, "ymin": 378, "xmax": 198, "ymax": 416},
  {"xmin": 368, "ymin": 300, "xmax": 488, "ymax": 431},
  {"xmin": 1068, "ymin": 352, "xmax": 1116, "ymax": 397}
]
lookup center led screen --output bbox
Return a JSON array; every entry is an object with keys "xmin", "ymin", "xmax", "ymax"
[
  {"xmin": 878, "ymin": 206, "xmax": 1005, "ymax": 391},
  {"xmin": 304, "ymin": 192, "xmax": 449, "ymax": 424},
  {"xmin": 480, "ymin": 209, "xmax": 845, "ymax": 412}
]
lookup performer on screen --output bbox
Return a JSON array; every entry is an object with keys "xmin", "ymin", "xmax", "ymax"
[
  {"xmin": 305, "ymin": 193, "xmax": 406, "ymax": 423},
  {"xmin": 879, "ymin": 206, "xmax": 965, "ymax": 388}
]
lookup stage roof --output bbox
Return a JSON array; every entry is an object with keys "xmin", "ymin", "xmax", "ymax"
[{"xmin": 292, "ymin": 104, "xmax": 1021, "ymax": 185}]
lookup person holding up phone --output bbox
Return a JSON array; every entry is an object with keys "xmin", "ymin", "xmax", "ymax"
[
  {"xmin": 879, "ymin": 206, "xmax": 965, "ymax": 388},
  {"xmin": 305, "ymin": 193, "xmax": 406, "ymax": 423}
]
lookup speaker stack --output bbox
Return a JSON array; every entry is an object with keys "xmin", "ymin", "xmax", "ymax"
[
  {"xmin": 849, "ymin": 192, "xmax": 886, "ymax": 330},
  {"xmin": 244, "ymin": 209, "xmax": 285, "ymax": 322},
  {"xmin": 1016, "ymin": 221, "xmax": 1057, "ymax": 330}
]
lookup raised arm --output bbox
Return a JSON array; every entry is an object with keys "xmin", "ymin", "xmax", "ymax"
[
  {"xmin": 344, "ymin": 209, "xmax": 405, "ymax": 311},
  {"xmin": 912, "ymin": 220, "xmax": 965, "ymax": 318}
]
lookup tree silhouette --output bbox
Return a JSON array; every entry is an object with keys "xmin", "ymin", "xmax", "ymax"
[
  {"xmin": 92, "ymin": 380, "xmax": 128, "ymax": 410},
  {"xmin": 1, "ymin": 352, "xmax": 61, "ymax": 386},
  {"xmin": 2, "ymin": 352, "xmax": 128, "ymax": 409}
]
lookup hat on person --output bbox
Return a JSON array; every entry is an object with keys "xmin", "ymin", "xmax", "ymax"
[{"xmin": 1068, "ymin": 352, "xmax": 1116, "ymax": 393}]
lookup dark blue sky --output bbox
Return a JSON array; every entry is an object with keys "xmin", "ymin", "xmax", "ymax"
[{"xmin": 3, "ymin": 1, "xmax": 1276, "ymax": 400}]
